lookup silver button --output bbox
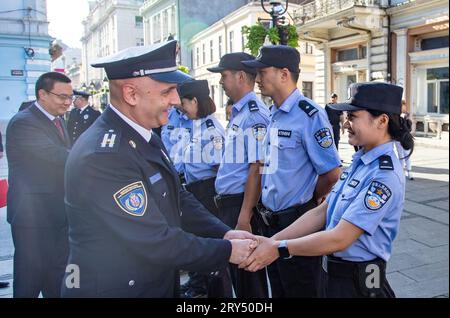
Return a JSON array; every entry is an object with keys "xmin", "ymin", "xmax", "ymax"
[
  {"xmin": 129, "ymin": 280, "xmax": 135, "ymax": 287},
  {"xmin": 162, "ymin": 192, "xmax": 167, "ymax": 198}
]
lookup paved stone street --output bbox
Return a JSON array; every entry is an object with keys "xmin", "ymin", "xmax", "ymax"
[{"xmin": 0, "ymin": 134, "xmax": 448, "ymax": 298}]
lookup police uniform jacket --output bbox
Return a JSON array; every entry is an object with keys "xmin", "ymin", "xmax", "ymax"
[
  {"xmin": 67, "ymin": 105, "xmax": 101, "ymax": 144},
  {"xmin": 62, "ymin": 106, "xmax": 232, "ymax": 298},
  {"xmin": 6, "ymin": 103, "xmax": 70, "ymax": 228}
]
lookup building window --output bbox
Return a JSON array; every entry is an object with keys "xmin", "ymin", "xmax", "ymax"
[
  {"xmin": 170, "ymin": 5, "xmax": 176, "ymax": 35},
  {"xmin": 152, "ymin": 14, "xmax": 161, "ymax": 43},
  {"xmin": 305, "ymin": 42, "xmax": 313, "ymax": 54},
  {"xmin": 135, "ymin": 16, "xmax": 143, "ymax": 28},
  {"xmin": 337, "ymin": 48, "xmax": 358, "ymax": 61},
  {"xmin": 218, "ymin": 36, "xmax": 223, "ymax": 58},
  {"xmin": 210, "ymin": 40, "xmax": 214, "ymax": 63},
  {"xmin": 136, "ymin": 38, "xmax": 144, "ymax": 46},
  {"xmin": 202, "ymin": 43, "xmax": 206, "ymax": 65},
  {"xmin": 196, "ymin": 47, "xmax": 200, "ymax": 67},
  {"xmin": 421, "ymin": 36, "xmax": 449, "ymax": 51},
  {"xmin": 162, "ymin": 10, "xmax": 169, "ymax": 40},
  {"xmin": 229, "ymin": 31, "xmax": 234, "ymax": 53},
  {"xmin": 302, "ymin": 81, "xmax": 313, "ymax": 99},
  {"xmin": 426, "ymin": 67, "xmax": 449, "ymax": 114},
  {"xmin": 359, "ymin": 45, "xmax": 367, "ymax": 59}
]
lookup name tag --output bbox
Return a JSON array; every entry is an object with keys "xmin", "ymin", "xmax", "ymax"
[
  {"xmin": 348, "ymin": 179, "xmax": 360, "ymax": 188},
  {"xmin": 149, "ymin": 173, "xmax": 162, "ymax": 184},
  {"xmin": 278, "ymin": 130, "xmax": 292, "ymax": 138}
]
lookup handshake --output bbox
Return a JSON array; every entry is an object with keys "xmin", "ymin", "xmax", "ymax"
[{"xmin": 223, "ymin": 230, "xmax": 280, "ymax": 272}]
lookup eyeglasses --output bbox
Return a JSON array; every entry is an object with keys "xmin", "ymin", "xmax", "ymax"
[{"xmin": 45, "ymin": 90, "xmax": 74, "ymax": 101}]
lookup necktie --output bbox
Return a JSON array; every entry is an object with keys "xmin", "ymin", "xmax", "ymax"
[{"xmin": 53, "ymin": 117, "xmax": 65, "ymax": 141}]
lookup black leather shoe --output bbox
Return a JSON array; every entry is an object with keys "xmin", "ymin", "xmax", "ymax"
[{"xmin": 0, "ymin": 281, "xmax": 9, "ymax": 288}]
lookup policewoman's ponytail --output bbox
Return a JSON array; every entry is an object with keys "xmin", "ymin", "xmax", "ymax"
[{"xmin": 367, "ymin": 110, "xmax": 415, "ymax": 159}]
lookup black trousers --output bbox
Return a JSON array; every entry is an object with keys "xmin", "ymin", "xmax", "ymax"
[
  {"xmin": 11, "ymin": 226, "xmax": 69, "ymax": 298},
  {"xmin": 324, "ymin": 257, "xmax": 395, "ymax": 298},
  {"xmin": 186, "ymin": 178, "xmax": 232, "ymax": 298},
  {"xmin": 258, "ymin": 200, "xmax": 323, "ymax": 298},
  {"xmin": 216, "ymin": 194, "xmax": 268, "ymax": 298}
]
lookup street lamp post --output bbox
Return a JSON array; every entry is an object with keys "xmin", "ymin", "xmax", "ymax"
[{"xmin": 260, "ymin": 0, "xmax": 289, "ymax": 45}]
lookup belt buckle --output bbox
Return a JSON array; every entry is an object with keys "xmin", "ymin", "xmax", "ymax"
[{"xmin": 213, "ymin": 195, "xmax": 220, "ymax": 208}]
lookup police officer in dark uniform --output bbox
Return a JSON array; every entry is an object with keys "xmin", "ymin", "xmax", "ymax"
[
  {"xmin": 62, "ymin": 41, "xmax": 257, "ymax": 298},
  {"xmin": 325, "ymin": 93, "xmax": 343, "ymax": 150},
  {"xmin": 241, "ymin": 82, "xmax": 412, "ymax": 298},
  {"xmin": 67, "ymin": 90, "xmax": 101, "ymax": 145}
]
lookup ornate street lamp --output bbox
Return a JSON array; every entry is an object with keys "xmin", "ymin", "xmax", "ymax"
[{"xmin": 260, "ymin": 1, "xmax": 289, "ymax": 45}]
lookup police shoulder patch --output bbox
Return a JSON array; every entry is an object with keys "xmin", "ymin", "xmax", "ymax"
[
  {"xmin": 298, "ymin": 100, "xmax": 318, "ymax": 117},
  {"xmin": 378, "ymin": 155, "xmax": 394, "ymax": 170},
  {"xmin": 212, "ymin": 135, "xmax": 223, "ymax": 150},
  {"xmin": 364, "ymin": 181, "xmax": 392, "ymax": 211},
  {"xmin": 113, "ymin": 181, "xmax": 148, "ymax": 216},
  {"xmin": 252, "ymin": 123, "xmax": 267, "ymax": 141},
  {"xmin": 96, "ymin": 129, "xmax": 121, "ymax": 153},
  {"xmin": 314, "ymin": 127, "xmax": 333, "ymax": 148},
  {"xmin": 205, "ymin": 119, "xmax": 215, "ymax": 130},
  {"xmin": 248, "ymin": 100, "xmax": 259, "ymax": 112}
]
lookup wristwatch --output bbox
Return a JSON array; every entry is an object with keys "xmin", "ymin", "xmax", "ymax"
[{"xmin": 278, "ymin": 240, "xmax": 292, "ymax": 259}]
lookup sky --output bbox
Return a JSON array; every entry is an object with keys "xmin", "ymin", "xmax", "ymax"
[{"xmin": 47, "ymin": 0, "xmax": 90, "ymax": 48}]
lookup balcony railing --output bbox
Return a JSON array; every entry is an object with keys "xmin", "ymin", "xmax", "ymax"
[{"xmin": 293, "ymin": 0, "xmax": 381, "ymax": 25}]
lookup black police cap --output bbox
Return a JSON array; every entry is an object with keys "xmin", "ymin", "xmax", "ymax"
[
  {"xmin": 178, "ymin": 80, "xmax": 210, "ymax": 100},
  {"xmin": 241, "ymin": 45, "xmax": 300, "ymax": 73},
  {"xmin": 207, "ymin": 52, "xmax": 257, "ymax": 75},
  {"xmin": 90, "ymin": 40, "xmax": 191, "ymax": 83},
  {"xmin": 329, "ymin": 82, "xmax": 403, "ymax": 115},
  {"xmin": 73, "ymin": 90, "xmax": 90, "ymax": 98}
]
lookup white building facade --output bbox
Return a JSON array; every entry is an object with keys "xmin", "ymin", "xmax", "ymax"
[
  {"xmin": 81, "ymin": 0, "xmax": 145, "ymax": 87},
  {"xmin": 139, "ymin": 0, "xmax": 250, "ymax": 70},
  {"xmin": 189, "ymin": 2, "xmax": 315, "ymax": 122}
]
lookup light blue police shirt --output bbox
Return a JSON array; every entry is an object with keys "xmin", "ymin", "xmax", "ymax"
[
  {"xmin": 215, "ymin": 91, "xmax": 270, "ymax": 195},
  {"xmin": 161, "ymin": 107, "xmax": 192, "ymax": 174},
  {"xmin": 326, "ymin": 141, "xmax": 405, "ymax": 262},
  {"xmin": 183, "ymin": 114, "xmax": 225, "ymax": 184},
  {"xmin": 261, "ymin": 89, "xmax": 341, "ymax": 211}
]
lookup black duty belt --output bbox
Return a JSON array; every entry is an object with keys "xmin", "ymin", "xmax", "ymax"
[
  {"xmin": 214, "ymin": 193, "xmax": 245, "ymax": 210},
  {"xmin": 322, "ymin": 255, "xmax": 386, "ymax": 278},
  {"xmin": 185, "ymin": 177, "xmax": 216, "ymax": 195},
  {"xmin": 256, "ymin": 199, "xmax": 316, "ymax": 229}
]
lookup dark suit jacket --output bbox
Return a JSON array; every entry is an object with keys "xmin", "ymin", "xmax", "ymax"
[
  {"xmin": 67, "ymin": 106, "xmax": 101, "ymax": 145},
  {"xmin": 62, "ymin": 106, "xmax": 231, "ymax": 298},
  {"xmin": 6, "ymin": 103, "xmax": 70, "ymax": 228}
]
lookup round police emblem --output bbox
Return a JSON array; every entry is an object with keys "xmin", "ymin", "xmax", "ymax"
[
  {"xmin": 213, "ymin": 135, "xmax": 223, "ymax": 150},
  {"xmin": 252, "ymin": 123, "xmax": 267, "ymax": 141}
]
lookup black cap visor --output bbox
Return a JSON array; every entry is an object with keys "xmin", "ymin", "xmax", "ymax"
[{"xmin": 328, "ymin": 102, "xmax": 366, "ymax": 112}]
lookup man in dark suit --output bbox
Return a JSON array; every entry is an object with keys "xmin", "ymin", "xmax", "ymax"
[
  {"xmin": 325, "ymin": 93, "xmax": 343, "ymax": 150},
  {"xmin": 6, "ymin": 72, "xmax": 72, "ymax": 297},
  {"xmin": 62, "ymin": 41, "xmax": 256, "ymax": 298},
  {"xmin": 67, "ymin": 90, "xmax": 101, "ymax": 145}
]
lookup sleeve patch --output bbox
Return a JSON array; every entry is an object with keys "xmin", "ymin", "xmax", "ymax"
[
  {"xmin": 314, "ymin": 127, "xmax": 333, "ymax": 148},
  {"xmin": 252, "ymin": 123, "xmax": 267, "ymax": 141},
  {"xmin": 113, "ymin": 181, "xmax": 147, "ymax": 216},
  {"xmin": 364, "ymin": 181, "xmax": 392, "ymax": 211},
  {"xmin": 248, "ymin": 100, "xmax": 259, "ymax": 112},
  {"xmin": 298, "ymin": 100, "xmax": 318, "ymax": 117}
]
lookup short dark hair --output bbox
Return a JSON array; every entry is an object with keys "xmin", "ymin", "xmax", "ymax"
[
  {"xmin": 290, "ymin": 71, "xmax": 299, "ymax": 83},
  {"xmin": 331, "ymin": 93, "xmax": 338, "ymax": 98},
  {"xmin": 183, "ymin": 95, "xmax": 216, "ymax": 118},
  {"xmin": 35, "ymin": 72, "xmax": 71, "ymax": 99}
]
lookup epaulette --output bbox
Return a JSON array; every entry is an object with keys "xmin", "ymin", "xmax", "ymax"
[
  {"xmin": 298, "ymin": 100, "xmax": 318, "ymax": 117},
  {"xmin": 248, "ymin": 100, "xmax": 259, "ymax": 112},
  {"xmin": 205, "ymin": 119, "xmax": 215, "ymax": 129},
  {"xmin": 96, "ymin": 129, "xmax": 121, "ymax": 153},
  {"xmin": 378, "ymin": 155, "xmax": 394, "ymax": 170}
]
